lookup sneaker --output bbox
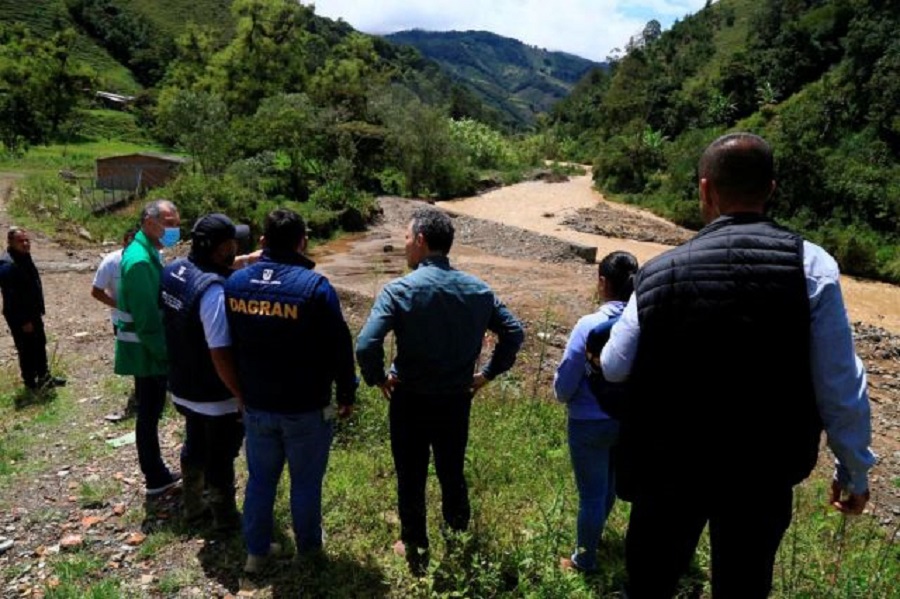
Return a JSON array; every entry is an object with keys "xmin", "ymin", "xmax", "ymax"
[
  {"xmin": 243, "ymin": 542, "xmax": 284, "ymax": 574},
  {"xmin": 559, "ymin": 555, "xmax": 596, "ymax": 574},
  {"xmin": 145, "ymin": 472, "xmax": 183, "ymax": 497},
  {"xmin": 38, "ymin": 375, "xmax": 66, "ymax": 389}
]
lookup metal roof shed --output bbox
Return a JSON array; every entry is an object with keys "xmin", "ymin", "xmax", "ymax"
[{"xmin": 95, "ymin": 152, "xmax": 189, "ymax": 192}]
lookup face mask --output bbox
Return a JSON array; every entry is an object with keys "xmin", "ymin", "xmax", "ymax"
[{"xmin": 160, "ymin": 227, "xmax": 181, "ymax": 248}]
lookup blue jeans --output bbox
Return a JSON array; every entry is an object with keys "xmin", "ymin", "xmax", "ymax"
[
  {"xmin": 568, "ymin": 417, "xmax": 620, "ymax": 571},
  {"xmin": 242, "ymin": 407, "xmax": 334, "ymax": 556}
]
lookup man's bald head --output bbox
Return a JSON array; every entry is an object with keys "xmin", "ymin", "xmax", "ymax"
[{"xmin": 698, "ymin": 133, "xmax": 774, "ymax": 207}]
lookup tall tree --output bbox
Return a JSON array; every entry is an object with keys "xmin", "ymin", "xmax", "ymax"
[
  {"xmin": 209, "ymin": 0, "xmax": 315, "ymax": 115},
  {"xmin": 155, "ymin": 89, "xmax": 233, "ymax": 175},
  {"xmin": 0, "ymin": 25, "xmax": 92, "ymax": 152}
]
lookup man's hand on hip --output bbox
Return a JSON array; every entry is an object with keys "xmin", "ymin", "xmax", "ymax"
[
  {"xmin": 471, "ymin": 372, "xmax": 488, "ymax": 396},
  {"xmin": 379, "ymin": 373, "xmax": 398, "ymax": 401}
]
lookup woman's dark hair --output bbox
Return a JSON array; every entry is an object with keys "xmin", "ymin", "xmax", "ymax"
[{"xmin": 598, "ymin": 251, "xmax": 639, "ymax": 301}]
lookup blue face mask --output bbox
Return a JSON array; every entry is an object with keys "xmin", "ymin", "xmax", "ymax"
[{"xmin": 160, "ymin": 227, "xmax": 181, "ymax": 248}]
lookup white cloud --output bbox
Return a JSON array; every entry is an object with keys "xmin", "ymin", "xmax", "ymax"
[{"xmin": 301, "ymin": 0, "xmax": 708, "ymax": 62}]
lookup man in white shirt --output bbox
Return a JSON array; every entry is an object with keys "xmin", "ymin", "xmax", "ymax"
[
  {"xmin": 91, "ymin": 228, "xmax": 137, "ymax": 323},
  {"xmin": 91, "ymin": 227, "xmax": 137, "ymax": 419}
]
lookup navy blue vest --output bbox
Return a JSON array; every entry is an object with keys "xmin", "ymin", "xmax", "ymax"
[
  {"xmin": 620, "ymin": 214, "xmax": 821, "ymax": 498},
  {"xmin": 161, "ymin": 258, "xmax": 232, "ymax": 403},
  {"xmin": 224, "ymin": 252, "xmax": 338, "ymax": 414}
]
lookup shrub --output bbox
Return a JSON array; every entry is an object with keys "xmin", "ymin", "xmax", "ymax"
[
  {"xmin": 149, "ymin": 172, "xmax": 262, "ymax": 233},
  {"xmin": 449, "ymin": 118, "xmax": 519, "ymax": 170}
]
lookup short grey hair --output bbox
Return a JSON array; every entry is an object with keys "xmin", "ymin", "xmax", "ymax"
[
  {"xmin": 140, "ymin": 199, "xmax": 177, "ymax": 223},
  {"xmin": 410, "ymin": 208, "xmax": 454, "ymax": 255}
]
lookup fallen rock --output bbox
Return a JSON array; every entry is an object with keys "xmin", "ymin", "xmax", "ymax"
[{"xmin": 59, "ymin": 535, "xmax": 83, "ymax": 550}]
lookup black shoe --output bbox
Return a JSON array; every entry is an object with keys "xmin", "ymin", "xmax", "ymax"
[
  {"xmin": 146, "ymin": 472, "xmax": 183, "ymax": 497},
  {"xmin": 38, "ymin": 375, "xmax": 66, "ymax": 389}
]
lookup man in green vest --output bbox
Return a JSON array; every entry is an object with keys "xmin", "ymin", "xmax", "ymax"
[{"xmin": 115, "ymin": 199, "xmax": 182, "ymax": 497}]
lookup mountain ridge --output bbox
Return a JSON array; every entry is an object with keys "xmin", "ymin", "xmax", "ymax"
[{"xmin": 385, "ymin": 29, "xmax": 603, "ymax": 128}]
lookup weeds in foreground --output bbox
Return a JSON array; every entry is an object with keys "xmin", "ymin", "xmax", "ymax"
[{"xmin": 0, "ymin": 343, "xmax": 897, "ymax": 597}]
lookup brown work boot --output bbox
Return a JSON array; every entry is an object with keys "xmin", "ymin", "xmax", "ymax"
[
  {"xmin": 209, "ymin": 487, "xmax": 241, "ymax": 533},
  {"xmin": 180, "ymin": 463, "xmax": 209, "ymax": 526}
]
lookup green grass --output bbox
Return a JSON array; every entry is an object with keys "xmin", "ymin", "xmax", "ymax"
[
  {"xmin": 45, "ymin": 551, "xmax": 122, "ymax": 598},
  {"xmin": 233, "ymin": 383, "xmax": 898, "ymax": 598},
  {"xmin": 157, "ymin": 567, "xmax": 197, "ymax": 594},
  {"xmin": 0, "ymin": 139, "xmax": 171, "ymax": 176},
  {"xmin": 0, "ymin": 365, "xmax": 67, "ymax": 482},
  {"xmin": 136, "ymin": 530, "xmax": 179, "ymax": 560},
  {"xmin": 78, "ymin": 478, "xmax": 123, "ymax": 509},
  {"xmin": 1, "ymin": 333, "xmax": 897, "ymax": 596},
  {"xmin": 76, "ymin": 110, "xmax": 152, "ymax": 145}
]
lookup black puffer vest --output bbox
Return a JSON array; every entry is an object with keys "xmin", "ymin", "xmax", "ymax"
[{"xmin": 619, "ymin": 214, "xmax": 822, "ymax": 498}]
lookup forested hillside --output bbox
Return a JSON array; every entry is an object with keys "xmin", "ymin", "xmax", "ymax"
[
  {"xmin": 385, "ymin": 29, "xmax": 601, "ymax": 128},
  {"xmin": 0, "ymin": 0, "xmax": 546, "ymax": 242},
  {"xmin": 547, "ymin": 0, "xmax": 900, "ymax": 282}
]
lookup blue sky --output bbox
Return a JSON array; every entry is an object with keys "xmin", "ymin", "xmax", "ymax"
[{"xmin": 300, "ymin": 0, "xmax": 710, "ymax": 62}]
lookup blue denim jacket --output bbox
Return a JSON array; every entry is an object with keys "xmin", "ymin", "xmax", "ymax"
[{"xmin": 356, "ymin": 255, "xmax": 524, "ymax": 394}]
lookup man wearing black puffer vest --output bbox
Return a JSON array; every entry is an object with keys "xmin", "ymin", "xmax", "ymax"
[
  {"xmin": 601, "ymin": 133, "xmax": 875, "ymax": 599},
  {"xmin": 161, "ymin": 213, "xmax": 254, "ymax": 532}
]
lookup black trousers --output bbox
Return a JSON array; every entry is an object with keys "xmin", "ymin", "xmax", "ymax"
[
  {"xmin": 177, "ymin": 404, "xmax": 244, "ymax": 493},
  {"xmin": 8, "ymin": 317, "xmax": 48, "ymax": 388},
  {"xmin": 625, "ymin": 485, "xmax": 794, "ymax": 599},
  {"xmin": 389, "ymin": 387, "xmax": 473, "ymax": 549},
  {"xmin": 134, "ymin": 375, "xmax": 174, "ymax": 488}
]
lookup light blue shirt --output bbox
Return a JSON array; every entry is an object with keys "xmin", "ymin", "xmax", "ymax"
[
  {"xmin": 553, "ymin": 301, "xmax": 625, "ymax": 420},
  {"xmin": 601, "ymin": 240, "xmax": 875, "ymax": 494}
]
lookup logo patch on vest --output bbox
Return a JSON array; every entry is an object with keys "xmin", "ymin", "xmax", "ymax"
[{"xmin": 250, "ymin": 268, "xmax": 281, "ymax": 286}]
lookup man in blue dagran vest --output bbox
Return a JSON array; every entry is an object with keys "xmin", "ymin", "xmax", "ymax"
[
  {"xmin": 601, "ymin": 133, "xmax": 875, "ymax": 598},
  {"xmin": 225, "ymin": 208, "xmax": 356, "ymax": 574},
  {"xmin": 161, "ymin": 213, "xmax": 252, "ymax": 531}
]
